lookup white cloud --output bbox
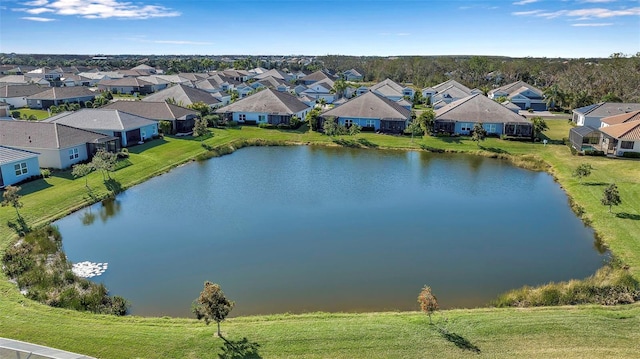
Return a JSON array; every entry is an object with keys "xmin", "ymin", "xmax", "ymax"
[
  {"xmin": 514, "ymin": 6, "xmax": 640, "ymax": 20},
  {"xmin": 26, "ymin": 7, "xmax": 53, "ymax": 14},
  {"xmin": 16, "ymin": 0, "xmax": 180, "ymax": 19},
  {"xmin": 153, "ymin": 40, "xmax": 213, "ymax": 45},
  {"xmin": 21, "ymin": 16, "xmax": 55, "ymax": 21},
  {"xmin": 513, "ymin": 0, "xmax": 539, "ymax": 5},
  {"xmin": 572, "ymin": 22, "xmax": 614, "ymax": 26}
]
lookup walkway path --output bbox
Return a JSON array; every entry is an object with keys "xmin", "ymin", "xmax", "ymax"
[{"xmin": 0, "ymin": 337, "xmax": 97, "ymax": 359}]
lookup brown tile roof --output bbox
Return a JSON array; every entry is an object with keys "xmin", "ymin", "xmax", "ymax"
[
  {"xmin": 600, "ymin": 110, "xmax": 640, "ymax": 126},
  {"xmin": 599, "ymin": 121, "xmax": 640, "ymax": 140}
]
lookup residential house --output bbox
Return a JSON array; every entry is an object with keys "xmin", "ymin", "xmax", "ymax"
[
  {"xmin": 572, "ymin": 102, "xmax": 640, "ymax": 128},
  {"xmin": 422, "ymin": 80, "xmax": 473, "ymax": 106},
  {"xmin": 434, "ymin": 94, "xmax": 532, "ymax": 137},
  {"xmin": 103, "ymin": 101, "xmax": 197, "ymax": 134},
  {"xmin": 0, "ymin": 85, "xmax": 46, "ymax": 108},
  {"xmin": 0, "ymin": 146, "xmax": 41, "ymax": 188},
  {"xmin": 599, "ymin": 110, "xmax": 640, "ymax": 156},
  {"xmin": 26, "ymin": 87, "xmax": 96, "ymax": 109},
  {"xmin": 46, "ymin": 109, "xmax": 159, "ymax": 147},
  {"xmin": 0, "ymin": 121, "xmax": 119, "ymax": 169},
  {"xmin": 0, "ymin": 75, "xmax": 50, "ymax": 87},
  {"xmin": 342, "ymin": 69, "xmax": 363, "ymax": 81},
  {"xmin": 143, "ymin": 84, "xmax": 221, "ymax": 109},
  {"xmin": 253, "ymin": 69, "xmax": 291, "ymax": 82},
  {"xmin": 369, "ymin": 79, "xmax": 413, "ymax": 102},
  {"xmin": 488, "ymin": 81, "xmax": 546, "ymax": 111},
  {"xmin": 221, "ymin": 69, "xmax": 251, "ymax": 82},
  {"xmin": 97, "ymin": 77, "xmax": 158, "ymax": 95},
  {"xmin": 569, "ymin": 126, "xmax": 602, "ymax": 154},
  {"xmin": 215, "ymin": 88, "xmax": 311, "ymax": 125},
  {"xmin": 299, "ymin": 70, "xmax": 336, "ymax": 85},
  {"xmin": 152, "ymin": 74, "xmax": 193, "ymax": 86},
  {"xmin": 301, "ymin": 82, "xmax": 335, "ymax": 103},
  {"xmin": 320, "ymin": 91, "xmax": 411, "ymax": 133}
]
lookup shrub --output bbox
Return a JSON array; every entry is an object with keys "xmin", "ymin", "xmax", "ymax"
[
  {"xmin": 258, "ymin": 123, "xmax": 275, "ymax": 129},
  {"xmin": 584, "ymin": 150, "xmax": 605, "ymax": 156},
  {"xmin": 570, "ymin": 146, "xmax": 578, "ymax": 156},
  {"xmin": 117, "ymin": 148, "xmax": 129, "ymax": 159},
  {"xmin": 276, "ymin": 123, "xmax": 291, "ymax": 129},
  {"xmin": 11, "ymin": 110, "xmax": 21, "ymax": 119},
  {"xmin": 622, "ymin": 152, "xmax": 640, "ymax": 158},
  {"xmin": 40, "ymin": 169, "xmax": 51, "ymax": 178},
  {"xmin": 227, "ymin": 121, "xmax": 239, "ymax": 128}
]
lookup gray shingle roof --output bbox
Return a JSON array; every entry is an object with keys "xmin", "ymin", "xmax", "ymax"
[
  {"xmin": 103, "ymin": 101, "xmax": 197, "ymax": 121},
  {"xmin": 0, "ymin": 121, "xmax": 114, "ymax": 149},
  {"xmin": 27, "ymin": 87, "xmax": 95, "ymax": 100},
  {"xmin": 435, "ymin": 94, "xmax": 530, "ymax": 124},
  {"xmin": 215, "ymin": 88, "xmax": 309, "ymax": 115},
  {"xmin": 0, "ymin": 84, "xmax": 48, "ymax": 98},
  {"xmin": 321, "ymin": 91, "xmax": 411, "ymax": 120},
  {"xmin": 142, "ymin": 84, "xmax": 220, "ymax": 106},
  {"xmin": 432, "ymin": 80, "xmax": 472, "ymax": 94},
  {"xmin": 0, "ymin": 145, "xmax": 39, "ymax": 165},
  {"xmin": 489, "ymin": 81, "xmax": 542, "ymax": 97},
  {"xmin": 370, "ymin": 78, "xmax": 405, "ymax": 93},
  {"xmin": 46, "ymin": 109, "xmax": 157, "ymax": 131},
  {"xmin": 573, "ymin": 102, "xmax": 640, "ymax": 118}
]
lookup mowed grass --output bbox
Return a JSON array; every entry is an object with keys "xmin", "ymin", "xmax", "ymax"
[
  {"xmin": 11, "ymin": 107, "xmax": 51, "ymax": 120},
  {"xmin": 1, "ymin": 121, "xmax": 639, "ymax": 358}
]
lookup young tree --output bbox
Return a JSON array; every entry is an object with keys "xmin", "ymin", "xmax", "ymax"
[
  {"xmin": 322, "ymin": 117, "xmax": 339, "ymax": 136},
  {"xmin": 187, "ymin": 101, "xmax": 211, "ymax": 117},
  {"xmin": 193, "ymin": 281, "xmax": 235, "ymax": 337},
  {"xmin": 572, "ymin": 163, "xmax": 593, "ymax": 183},
  {"xmin": 158, "ymin": 120, "xmax": 173, "ymax": 135},
  {"xmin": 417, "ymin": 109, "xmax": 435, "ymax": 134},
  {"xmin": 407, "ymin": 121, "xmax": 424, "ymax": 142},
  {"xmin": 306, "ymin": 108, "xmax": 322, "ymax": 131},
  {"xmin": 531, "ymin": 116, "xmax": 549, "ymax": 140},
  {"xmin": 193, "ymin": 118, "xmax": 209, "ymax": 137},
  {"xmin": 471, "ymin": 122, "xmax": 487, "ymax": 146},
  {"xmin": 417, "ymin": 286, "xmax": 439, "ymax": 324},
  {"xmin": 91, "ymin": 150, "xmax": 118, "ymax": 180},
  {"xmin": 601, "ymin": 183, "xmax": 622, "ymax": 213},
  {"xmin": 348, "ymin": 123, "xmax": 362, "ymax": 136},
  {"xmin": 1, "ymin": 185, "xmax": 23, "ymax": 220},
  {"xmin": 72, "ymin": 163, "xmax": 94, "ymax": 190}
]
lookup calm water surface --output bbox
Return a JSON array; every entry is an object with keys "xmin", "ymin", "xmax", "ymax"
[{"xmin": 57, "ymin": 146, "xmax": 606, "ymax": 317}]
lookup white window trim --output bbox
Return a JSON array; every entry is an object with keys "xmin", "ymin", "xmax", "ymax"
[{"xmin": 14, "ymin": 162, "xmax": 28, "ymax": 176}]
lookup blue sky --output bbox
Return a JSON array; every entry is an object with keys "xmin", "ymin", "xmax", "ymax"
[{"xmin": 0, "ymin": 0, "xmax": 638, "ymax": 57}]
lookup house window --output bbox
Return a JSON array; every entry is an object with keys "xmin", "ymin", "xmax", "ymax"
[
  {"xmin": 152, "ymin": 126, "xmax": 157, "ymax": 134},
  {"xmin": 461, "ymin": 123, "xmax": 472, "ymax": 132},
  {"xmin": 621, "ymin": 141, "xmax": 634, "ymax": 149},
  {"xmin": 258, "ymin": 115, "xmax": 266, "ymax": 122},
  {"xmin": 485, "ymin": 124, "xmax": 497, "ymax": 133},
  {"xmin": 238, "ymin": 114, "xmax": 246, "ymax": 122},
  {"xmin": 365, "ymin": 119, "xmax": 375, "ymax": 127},
  {"xmin": 14, "ymin": 162, "xmax": 28, "ymax": 176},
  {"xmin": 69, "ymin": 148, "xmax": 79, "ymax": 160},
  {"xmin": 344, "ymin": 119, "xmax": 353, "ymax": 126}
]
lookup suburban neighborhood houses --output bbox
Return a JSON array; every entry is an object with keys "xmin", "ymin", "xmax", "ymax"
[{"xmin": 0, "ymin": 57, "xmax": 639, "ymax": 190}]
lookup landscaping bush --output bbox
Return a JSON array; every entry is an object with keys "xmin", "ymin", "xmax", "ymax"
[
  {"xmin": 117, "ymin": 148, "xmax": 129, "ymax": 159},
  {"xmin": 584, "ymin": 150, "xmax": 606, "ymax": 156},
  {"xmin": 40, "ymin": 169, "xmax": 51, "ymax": 178},
  {"xmin": 258, "ymin": 123, "xmax": 275, "ymax": 129},
  {"xmin": 622, "ymin": 152, "xmax": 640, "ymax": 158},
  {"xmin": 227, "ymin": 121, "xmax": 239, "ymax": 128},
  {"xmin": 276, "ymin": 123, "xmax": 291, "ymax": 129},
  {"xmin": 11, "ymin": 110, "xmax": 20, "ymax": 119}
]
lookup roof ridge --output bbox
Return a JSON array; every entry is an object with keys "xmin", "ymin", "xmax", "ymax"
[{"xmin": 436, "ymin": 93, "xmax": 479, "ymax": 117}]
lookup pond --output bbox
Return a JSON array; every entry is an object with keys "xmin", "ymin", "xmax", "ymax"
[{"xmin": 57, "ymin": 146, "xmax": 606, "ymax": 317}]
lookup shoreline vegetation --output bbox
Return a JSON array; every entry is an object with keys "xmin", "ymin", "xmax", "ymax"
[{"xmin": 1, "ymin": 121, "xmax": 640, "ymax": 358}]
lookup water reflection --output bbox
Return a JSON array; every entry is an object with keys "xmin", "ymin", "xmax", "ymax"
[{"xmin": 99, "ymin": 197, "xmax": 121, "ymax": 223}]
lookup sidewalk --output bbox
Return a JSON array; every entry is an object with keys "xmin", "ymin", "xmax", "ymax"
[{"xmin": 0, "ymin": 337, "xmax": 97, "ymax": 359}]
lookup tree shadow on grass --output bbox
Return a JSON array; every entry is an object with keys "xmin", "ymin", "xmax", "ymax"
[
  {"xmin": 437, "ymin": 327, "xmax": 481, "ymax": 354},
  {"xmin": 479, "ymin": 145, "xmax": 509, "ymax": 154},
  {"xmin": 7, "ymin": 217, "xmax": 30, "ymax": 236},
  {"xmin": 616, "ymin": 212, "xmax": 640, "ymax": 221},
  {"xmin": 219, "ymin": 336, "xmax": 262, "ymax": 359},
  {"xmin": 438, "ymin": 136, "xmax": 462, "ymax": 145},
  {"xmin": 582, "ymin": 182, "xmax": 608, "ymax": 186},
  {"xmin": 104, "ymin": 178, "xmax": 123, "ymax": 195}
]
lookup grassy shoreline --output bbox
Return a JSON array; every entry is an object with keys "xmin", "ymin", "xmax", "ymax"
[{"xmin": 1, "ymin": 121, "xmax": 639, "ymax": 358}]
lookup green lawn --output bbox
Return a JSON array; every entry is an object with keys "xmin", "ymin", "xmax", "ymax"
[
  {"xmin": 1, "ymin": 122, "xmax": 639, "ymax": 358},
  {"xmin": 11, "ymin": 107, "xmax": 51, "ymax": 120}
]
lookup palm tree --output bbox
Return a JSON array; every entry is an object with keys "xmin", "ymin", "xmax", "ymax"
[{"xmin": 543, "ymin": 84, "xmax": 565, "ymax": 111}]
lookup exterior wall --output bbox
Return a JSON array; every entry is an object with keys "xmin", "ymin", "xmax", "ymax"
[
  {"xmin": 0, "ymin": 156, "xmax": 40, "ymax": 187},
  {"xmin": 58, "ymin": 144, "xmax": 90, "ymax": 169},
  {"xmin": 583, "ymin": 115, "xmax": 603, "ymax": 128},
  {"xmin": 482, "ymin": 122, "xmax": 504, "ymax": 135},
  {"xmin": 233, "ymin": 112, "xmax": 269, "ymax": 124},
  {"xmin": 612, "ymin": 139, "xmax": 640, "ymax": 156},
  {"xmin": 336, "ymin": 117, "xmax": 380, "ymax": 130},
  {"xmin": 0, "ymin": 97, "xmax": 28, "ymax": 108},
  {"xmin": 139, "ymin": 123, "xmax": 159, "ymax": 141}
]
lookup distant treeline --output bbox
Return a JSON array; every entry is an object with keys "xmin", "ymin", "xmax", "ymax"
[{"xmin": 2, "ymin": 53, "xmax": 639, "ymax": 106}]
